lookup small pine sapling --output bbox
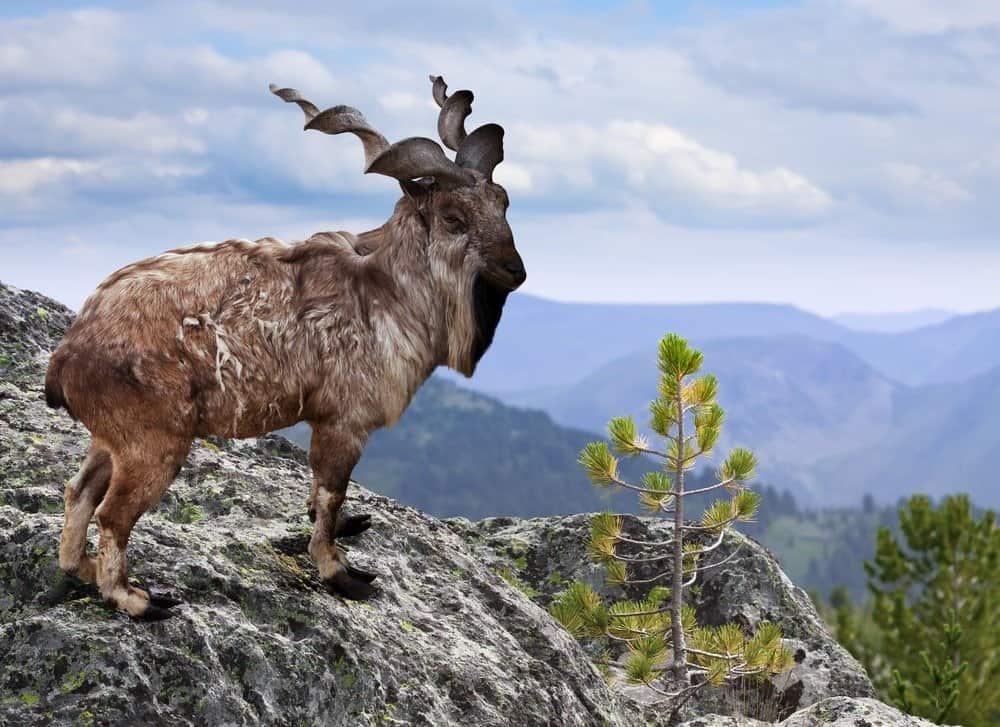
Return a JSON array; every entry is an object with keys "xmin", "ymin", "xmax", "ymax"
[{"xmin": 552, "ymin": 333, "xmax": 793, "ymax": 704}]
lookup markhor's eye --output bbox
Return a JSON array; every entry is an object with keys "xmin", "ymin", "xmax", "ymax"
[{"xmin": 443, "ymin": 215, "xmax": 466, "ymax": 231}]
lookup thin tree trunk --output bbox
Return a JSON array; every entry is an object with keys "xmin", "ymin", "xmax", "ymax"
[{"xmin": 671, "ymin": 377, "xmax": 687, "ymax": 683}]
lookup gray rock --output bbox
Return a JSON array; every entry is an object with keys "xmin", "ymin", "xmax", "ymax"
[
  {"xmin": 779, "ymin": 697, "xmax": 939, "ymax": 726},
  {"xmin": 676, "ymin": 717, "xmax": 769, "ymax": 727},
  {"xmin": 449, "ymin": 513, "xmax": 875, "ymax": 721},
  {"xmin": 674, "ymin": 697, "xmax": 938, "ymax": 726}
]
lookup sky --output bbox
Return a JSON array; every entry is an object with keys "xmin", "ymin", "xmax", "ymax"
[{"xmin": 1, "ymin": 0, "xmax": 999, "ymax": 315}]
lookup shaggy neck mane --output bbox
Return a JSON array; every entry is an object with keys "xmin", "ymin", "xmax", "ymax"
[{"xmin": 360, "ymin": 197, "xmax": 508, "ymax": 377}]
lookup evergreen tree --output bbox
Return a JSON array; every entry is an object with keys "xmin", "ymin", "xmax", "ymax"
[
  {"xmin": 551, "ymin": 334, "xmax": 792, "ymax": 706},
  {"xmin": 824, "ymin": 586, "xmax": 880, "ymax": 678},
  {"xmin": 864, "ymin": 494, "xmax": 998, "ymax": 726}
]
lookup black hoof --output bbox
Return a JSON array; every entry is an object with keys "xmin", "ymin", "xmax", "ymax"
[
  {"xmin": 148, "ymin": 591, "xmax": 184, "ymax": 610},
  {"xmin": 137, "ymin": 583, "xmax": 184, "ymax": 609},
  {"xmin": 56, "ymin": 573, "xmax": 98, "ymax": 601},
  {"xmin": 136, "ymin": 603, "xmax": 175, "ymax": 621},
  {"xmin": 345, "ymin": 565, "xmax": 378, "ymax": 584},
  {"xmin": 325, "ymin": 569, "xmax": 375, "ymax": 601},
  {"xmin": 335, "ymin": 513, "xmax": 372, "ymax": 538}
]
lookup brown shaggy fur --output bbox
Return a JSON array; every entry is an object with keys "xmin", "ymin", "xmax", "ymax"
[{"xmin": 46, "ymin": 180, "xmax": 524, "ymax": 617}]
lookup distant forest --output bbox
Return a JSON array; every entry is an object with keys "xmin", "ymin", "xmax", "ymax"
[{"xmin": 726, "ymin": 483, "xmax": 923, "ymax": 600}]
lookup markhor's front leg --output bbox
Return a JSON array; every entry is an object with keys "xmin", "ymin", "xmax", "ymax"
[{"xmin": 307, "ymin": 421, "xmax": 376, "ymax": 600}]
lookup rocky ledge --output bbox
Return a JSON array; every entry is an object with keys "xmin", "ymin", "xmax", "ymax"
[{"xmin": 0, "ymin": 282, "xmax": 922, "ymax": 725}]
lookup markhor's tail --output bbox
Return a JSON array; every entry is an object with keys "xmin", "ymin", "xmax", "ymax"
[{"xmin": 44, "ymin": 351, "xmax": 75, "ymax": 420}]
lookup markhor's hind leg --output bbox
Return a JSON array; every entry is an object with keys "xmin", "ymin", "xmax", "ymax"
[
  {"xmin": 59, "ymin": 446, "xmax": 113, "ymax": 584},
  {"xmin": 95, "ymin": 441, "xmax": 189, "ymax": 620}
]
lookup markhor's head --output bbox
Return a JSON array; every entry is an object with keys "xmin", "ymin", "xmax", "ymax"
[
  {"xmin": 270, "ymin": 75, "xmax": 525, "ymax": 292},
  {"xmin": 271, "ymin": 75, "xmax": 525, "ymax": 374}
]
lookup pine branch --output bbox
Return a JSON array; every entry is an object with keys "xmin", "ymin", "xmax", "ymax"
[
  {"xmin": 682, "ymin": 517, "xmax": 738, "ymax": 532},
  {"xmin": 678, "ymin": 477, "xmax": 736, "ymax": 497},
  {"xmin": 686, "ymin": 544, "xmax": 743, "ymax": 574},
  {"xmin": 686, "ymin": 646, "xmax": 740, "ymax": 661},
  {"xmin": 615, "ymin": 533, "xmax": 678, "ymax": 547},
  {"xmin": 626, "ymin": 569, "xmax": 674, "ymax": 586},
  {"xmin": 608, "ymin": 474, "xmax": 670, "ymax": 496},
  {"xmin": 609, "ymin": 551, "xmax": 676, "ymax": 564},
  {"xmin": 626, "ymin": 568, "xmax": 699, "ymax": 587},
  {"xmin": 683, "ymin": 530, "xmax": 726, "ymax": 558},
  {"xmin": 647, "ymin": 679, "xmax": 708, "ymax": 702},
  {"xmin": 634, "ymin": 445, "xmax": 670, "ymax": 459}
]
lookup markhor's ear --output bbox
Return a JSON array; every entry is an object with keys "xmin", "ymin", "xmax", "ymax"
[{"xmin": 399, "ymin": 178, "xmax": 433, "ymax": 203}]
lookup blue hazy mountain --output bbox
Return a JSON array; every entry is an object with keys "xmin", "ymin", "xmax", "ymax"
[
  {"xmin": 809, "ymin": 362, "xmax": 1000, "ymax": 509},
  {"xmin": 832, "ymin": 309, "xmax": 955, "ymax": 333},
  {"xmin": 496, "ymin": 331, "xmax": 1000, "ymax": 507},
  {"xmin": 430, "ymin": 295, "xmax": 1000, "ymax": 506},
  {"xmin": 453, "ymin": 295, "xmax": 1000, "ymax": 395},
  {"xmin": 844, "ymin": 308, "xmax": 1000, "ymax": 385},
  {"xmin": 456, "ymin": 295, "xmax": 847, "ymax": 394},
  {"xmin": 501, "ymin": 336, "xmax": 904, "ymax": 505}
]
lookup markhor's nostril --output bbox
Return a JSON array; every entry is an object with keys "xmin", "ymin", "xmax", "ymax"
[{"xmin": 504, "ymin": 261, "xmax": 524, "ymax": 276}]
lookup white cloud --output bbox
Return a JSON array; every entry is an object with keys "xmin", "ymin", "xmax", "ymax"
[
  {"xmin": 378, "ymin": 92, "xmax": 422, "ymax": 111},
  {"xmin": 46, "ymin": 108, "xmax": 206, "ymax": 155},
  {"xmin": 149, "ymin": 162, "xmax": 208, "ymax": 180},
  {"xmin": 605, "ymin": 120, "xmax": 833, "ymax": 220},
  {"xmin": 492, "ymin": 161, "xmax": 533, "ymax": 192},
  {"xmin": 845, "ymin": 0, "xmax": 1000, "ymax": 34},
  {"xmin": 183, "ymin": 109, "xmax": 210, "ymax": 125},
  {"xmin": 881, "ymin": 163, "xmax": 973, "ymax": 207},
  {"xmin": 0, "ymin": 9, "xmax": 121, "ymax": 88},
  {"xmin": 137, "ymin": 45, "xmax": 339, "ymax": 102},
  {"xmin": 0, "ymin": 157, "xmax": 97, "ymax": 196},
  {"xmin": 258, "ymin": 50, "xmax": 339, "ymax": 97},
  {"xmin": 679, "ymin": 3, "xmax": 920, "ymax": 117},
  {"xmin": 507, "ymin": 119, "xmax": 831, "ymax": 223}
]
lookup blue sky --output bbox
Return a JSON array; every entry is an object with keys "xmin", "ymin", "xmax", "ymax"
[{"xmin": 2, "ymin": 0, "xmax": 999, "ymax": 315}]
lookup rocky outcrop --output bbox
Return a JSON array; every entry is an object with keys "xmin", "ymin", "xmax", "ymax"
[
  {"xmin": 778, "ymin": 697, "xmax": 938, "ymax": 726},
  {"xmin": 678, "ymin": 697, "xmax": 934, "ymax": 727},
  {"xmin": 0, "ymin": 282, "xmax": 895, "ymax": 726},
  {"xmin": 673, "ymin": 697, "xmax": 938, "ymax": 727},
  {"xmin": 450, "ymin": 515, "xmax": 876, "ymax": 722},
  {"xmin": 1, "ymin": 283, "xmax": 633, "ymax": 726}
]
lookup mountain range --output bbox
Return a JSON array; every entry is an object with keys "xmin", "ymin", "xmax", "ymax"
[
  {"xmin": 456, "ymin": 295, "xmax": 1000, "ymax": 393},
  {"xmin": 831, "ymin": 309, "xmax": 954, "ymax": 333},
  {"xmin": 449, "ymin": 294, "xmax": 1000, "ymax": 507}
]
